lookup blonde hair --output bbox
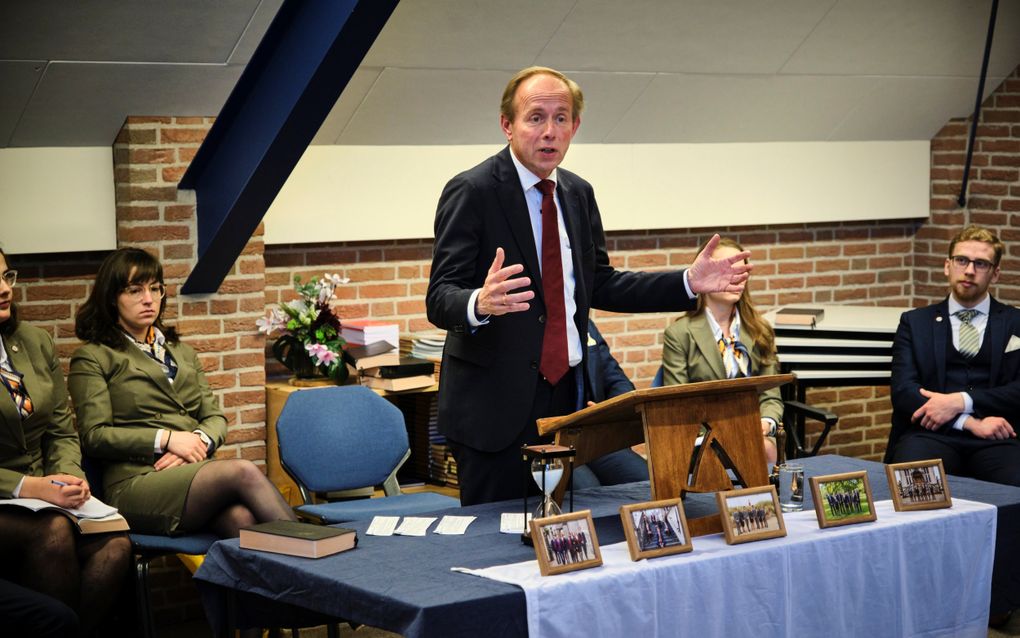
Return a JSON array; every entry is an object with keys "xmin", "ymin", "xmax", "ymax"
[
  {"xmin": 500, "ymin": 66, "xmax": 584, "ymax": 122},
  {"xmin": 948, "ymin": 225, "xmax": 1004, "ymax": 265},
  {"xmin": 690, "ymin": 237, "xmax": 776, "ymax": 365}
]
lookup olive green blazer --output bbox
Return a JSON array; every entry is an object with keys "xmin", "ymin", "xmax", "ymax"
[
  {"xmin": 662, "ymin": 313, "xmax": 784, "ymax": 424},
  {"xmin": 0, "ymin": 324, "xmax": 83, "ymax": 497},
  {"xmin": 68, "ymin": 338, "xmax": 226, "ymax": 492}
]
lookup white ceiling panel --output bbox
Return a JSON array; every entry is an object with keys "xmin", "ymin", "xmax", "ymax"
[
  {"xmin": 829, "ymin": 76, "xmax": 997, "ymax": 140},
  {"xmin": 311, "ymin": 68, "xmax": 383, "ymax": 145},
  {"xmin": 0, "ymin": 61, "xmax": 44, "ymax": 146},
  {"xmin": 11, "ymin": 63, "xmax": 244, "ymax": 147},
  {"xmin": 560, "ymin": 72, "xmax": 657, "ymax": 143},
  {"xmin": 227, "ymin": 0, "xmax": 287, "ymax": 65},
  {"xmin": 337, "ymin": 68, "xmax": 509, "ymax": 145},
  {"xmin": 610, "ymin": 74, "xmax": 883, "ymax": 143},
  {"xmin": 0, "ymin": 1, "xmax": 261, "ymax": 64},
  {"xmin": 539, "ymin": 0, "xmax": 836, "ymax": 74},
  {"xmin": 783, "ymin": 0, "xmax": 1020, "ymax": 77},
  {"xmin": 362, "ymin": 0, "xmax": 576, "ymax": 70}
]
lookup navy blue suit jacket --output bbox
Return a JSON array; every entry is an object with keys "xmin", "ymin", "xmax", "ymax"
[
  {"xmin": 886, "ymin": 296, "xmax": 1020, "ymax": 462},
  {"xmin": 426, "ymin": 147, "xmax": 693, "ymax": 451}
]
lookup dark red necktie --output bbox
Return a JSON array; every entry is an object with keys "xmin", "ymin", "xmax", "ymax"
[{"xmin": 537, "ymin": 179, "xmax": 568, "ymax": 385}]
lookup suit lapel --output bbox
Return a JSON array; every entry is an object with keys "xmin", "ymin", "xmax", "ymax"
[
  {"xmin": 689, "ymin": 314, "xmax": 726, "ymax": 380},
  {"xmin": 987, "ymin": 298, "xmax": 1006, "ymax": 382},
  {"xmin": 933, "ymin": 300, "xmax": 949, "ymax": 390},
  {"xmin": 123, "ymin": 342, "xmax": 184, "ymax": 408},
  {"xmin": 493, "ymin": 148, "xmax": 543, "ymax": 302},
  {"xmin": 1, "ymin": 334, "xmax": 33, "ymax": 446},
  {"xmin": 557, "ymin": 175, "xmax": 588, "ymax": 316}
]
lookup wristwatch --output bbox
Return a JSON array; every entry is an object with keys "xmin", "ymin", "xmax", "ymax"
[{"xmin": 194, "ymin": 430, "xmax": 213, "ymax": 453}]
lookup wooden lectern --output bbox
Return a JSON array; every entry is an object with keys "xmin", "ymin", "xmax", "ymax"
[{"xmin": 536, "ymin": 374, "xmax": 794, "ymax": 536}]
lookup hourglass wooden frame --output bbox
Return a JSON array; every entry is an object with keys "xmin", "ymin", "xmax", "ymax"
[{"xmin": 521, "ymin": 444, "xmax": 576, "ymax": 545}]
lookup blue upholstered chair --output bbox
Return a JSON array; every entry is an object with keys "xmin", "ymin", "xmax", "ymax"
[
  {"xmin": 276, "ymin": 385, "xmax": 459, "ymax": 523},
  {"xmin": 82, "ymin": 456, "xmax": 217, "ymax": 638}
]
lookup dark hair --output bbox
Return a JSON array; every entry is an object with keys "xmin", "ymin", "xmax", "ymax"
[
  {"xmin": 0, "ymin": 247, "xmax": 17, "ymax": 336},
  {"xmin": 75, "ymin": 247, "xmax": 178, "ymax": 348},
  {"xmin": 689, "ymin": 237, "xmax": 776, "ymax": 365}
]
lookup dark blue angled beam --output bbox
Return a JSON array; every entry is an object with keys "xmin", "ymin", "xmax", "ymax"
[{"xmin": 179, "ymin": 0, "xmax": 399, "ymax": 293}]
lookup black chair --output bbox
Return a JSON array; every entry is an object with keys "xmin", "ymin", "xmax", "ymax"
[{"xmin": 82, "ymin": 457, "xmax": 217, "ymax": 638}]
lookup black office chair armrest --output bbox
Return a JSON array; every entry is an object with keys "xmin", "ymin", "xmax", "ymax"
[{"xmin": 784, "ymin": 400, "xmax": 839, "ymax": 458}]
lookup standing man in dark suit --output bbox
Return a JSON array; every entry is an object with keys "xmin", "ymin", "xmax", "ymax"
[
  {"xmin": 886, "ymin": 225, "xmax": 1020, "ymax": 486},
  {"xmin": 426, "ymin": 66, "xmax": 751, "ymax": 505}
]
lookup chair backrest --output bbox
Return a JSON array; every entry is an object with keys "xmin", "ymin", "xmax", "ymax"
[
  {"xmin": 651, "ymin": 365, "xmax": 664, "ymax": 388},
  {"xmin": 276, "ymin": 385, "xmax": 409, "ymax": 493}
]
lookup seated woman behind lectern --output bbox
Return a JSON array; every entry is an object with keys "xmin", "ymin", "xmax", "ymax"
[
  {"xmin": 661, "ymin": 237, "xmax": 781, "ymax": 464},
  {"xmin": 69, "ymin": 247, "xmax": 295, "ymax": 537}
]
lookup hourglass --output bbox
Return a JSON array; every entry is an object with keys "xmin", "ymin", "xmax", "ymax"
[{"xmin": 521, "ymin": 444, "xmax": 576, "ymax": 545}]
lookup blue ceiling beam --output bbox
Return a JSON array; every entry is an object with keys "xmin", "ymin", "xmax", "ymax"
[{"xmin": 179, "ymin": 0, "xmax": 399, "ymax": 293}]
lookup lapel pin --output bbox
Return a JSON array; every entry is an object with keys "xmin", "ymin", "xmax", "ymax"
[
  {"xmin": 935, "ymin": 317, "xmax": 943, "ymax": 322},
  {"xmin": 9, "ymin": 344, "xmax": 18, "ymax": 352}
]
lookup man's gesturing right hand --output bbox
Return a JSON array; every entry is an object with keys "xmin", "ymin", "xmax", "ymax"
[{"xmin": 475, "ymin": 248, "xmax": 535, "ymax": 317}]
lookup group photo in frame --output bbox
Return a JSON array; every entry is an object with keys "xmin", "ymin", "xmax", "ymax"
[
  {"xmin": 716, "ymin": 485, "xmax": 786, "ymax": 545},
  {"xmin": 886, "ymin": 459, "xmax": 953, "ymax": 512},
  {"xmin": 619, "ymin": 498, "xmax": 693, "ymax": 561},
  {"xmin": 808, "ymin": 470, "xmax": 878, "ymax": 528},
  {"xmin": 530, "ymin": 510, "xmax": 603, "ymax": 576}
]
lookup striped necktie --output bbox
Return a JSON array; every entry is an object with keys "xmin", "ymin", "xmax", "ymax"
[
  {"xmin": 954, "ymin": 309, "xmax": 981, "ymax": 358},
  {"xmin": 0, "ymin": 367, "xmax": 34, "ymax": 420}
]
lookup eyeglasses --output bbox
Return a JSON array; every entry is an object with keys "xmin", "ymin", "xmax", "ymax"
[
  {"xmin": 949, "ymin": 255, "xmax": 996, "ymax": 272},
  {"xmin": 1, "ymin": 270, "xmax": 16, "ymax": 287},
  {"xmin": 122, "ymin": 283, "xmax": 166, "ymax": 301}
]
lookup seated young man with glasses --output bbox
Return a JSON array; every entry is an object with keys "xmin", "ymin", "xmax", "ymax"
[{"xmin": 885, "ymin": 225, "xmax": 1020, "ymax": 487}]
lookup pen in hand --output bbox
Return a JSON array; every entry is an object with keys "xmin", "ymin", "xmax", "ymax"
[{"xmin": 50, "ymin": 479, "xmax": 68, "ymax": 487}]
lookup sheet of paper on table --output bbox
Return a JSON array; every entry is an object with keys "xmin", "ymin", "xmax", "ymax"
[
  {"xmin": 366, "ymin": 516, "xmax": 400, "ymax": 536},
  {"xmin": 499, "ymin": 512, "xmax": 532, "ymax": 534},
  {"xmin": 395, "ymin": 517, "xmax": 437, "ymax": 536},
  {"xmin": 434, "ymin": 515, "xmax": 476, "ymax": 535}
]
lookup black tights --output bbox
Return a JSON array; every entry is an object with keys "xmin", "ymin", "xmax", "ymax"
[
  {"xmin": 179, "ymin": 459, "xmax": 295, "ymax": 538},
  {"xmin": 0, "ymin": 509, "xmax": 131, "ymax": 636}
]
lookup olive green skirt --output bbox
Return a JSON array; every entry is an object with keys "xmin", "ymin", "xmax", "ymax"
[{"xmin": 105, "ymin": 459, "xmax": 212, "ymax": 535}]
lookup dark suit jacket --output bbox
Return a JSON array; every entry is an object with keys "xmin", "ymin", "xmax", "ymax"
[
  {"xmin": 585, "ymin": 321, "xmax": 634, "ymax": 402},
  {"xmin": 426, "ymin": 147, "xmax": 693, "ymax": 451},
  {"xmin": 0, "ymin": 324, "xmax": 82, "ymax": 497},
  {"xmin": 886, "ymin": 296, "xmax": 1020, "ymax": 462}
]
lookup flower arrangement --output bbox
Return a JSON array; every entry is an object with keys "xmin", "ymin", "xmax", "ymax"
[{"xmin": 257, "ymin": 273, "xmax": 351, "ymax": 382}]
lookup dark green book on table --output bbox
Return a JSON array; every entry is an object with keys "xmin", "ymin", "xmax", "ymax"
[
  {"xmin": 363, "ymin": 357, "xmax": 435, "ymax": 379},
  {"xmin": 239, "ymin": 520, "xmax": 357, "ymax": 558}
]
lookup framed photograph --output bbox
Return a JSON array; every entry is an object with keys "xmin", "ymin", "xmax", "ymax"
[
  {"xmin": 619, "ymin": 498, "xmax": 693, "ymax": 561},
  {"xmin": 529, "ymin": 509, "xmax": 603, "ymax": 576},
  {"xmin": 716, "ymin": 485, "xmax": 786, "ymax": 545},
  {"xmin": 886, "ymin": 459, "xmax": 952, "ymax": 512},
  {"xmin": 809, "ymin": 471, "xmax": 878, "ymax": 528}
]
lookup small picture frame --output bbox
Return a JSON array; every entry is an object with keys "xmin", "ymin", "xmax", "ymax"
[
  {"xmin": 716, "ymin": 485, "xmax": 786, "ymax": 545},
  {"xmin": 619, "ymin": 498, "xmax": 693, "ymax": 561},
  {"xmin": 809, "ymin": 470, "xmax": 878, "ymax": 528},
  {"xmin": 886, "ymin": 459, "xmax": 952, "ymax": 512},
  {"xmin": 530, "ymin": 509, "xmax": 603, "ymax": 576}
]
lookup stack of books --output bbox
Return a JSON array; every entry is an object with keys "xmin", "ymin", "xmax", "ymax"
[
  {"xmin": 359, "ymin": 356, "xmax": 436, "ymax": 392},
  {"xmin": 410, "ymin": 332, "xmax": 445, "ymax": 362},
  {"xmin": 342, "ymin": 319, "xmax": 400, "ymax": 348},
  {"xmin": 347, "ymin": 341, "xmax": 400, "ymax": 371}
]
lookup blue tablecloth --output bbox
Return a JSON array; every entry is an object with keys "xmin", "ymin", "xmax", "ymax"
[{"xmin": 194, "ymin": 455, "xmax": 1020, "ymax": 636}]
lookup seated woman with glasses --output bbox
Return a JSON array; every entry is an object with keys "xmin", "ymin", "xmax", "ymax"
[
  {"xmin": 661, "ymin": 237, "xmax": 782, "ymax": 464},
  {"xmin": 0, "ymin": 248, "xmax": 131, "ymax": 635},
  {"xmin": 69, "ymin": 247, "xmax": 295, "ymax": 537}
]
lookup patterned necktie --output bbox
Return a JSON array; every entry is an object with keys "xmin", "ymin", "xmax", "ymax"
[
  {"xmin": 536, "ymin": 179, "xmax": 568, "ymax": 385},
  {"xmin": 954, "ymin": 309, "xmax": 981, "ymax": 358},
  {"xmin": 0, "ymin": 367, "xmax": 34, "ymax": 420},
  {"xmin": 717, "ymin": 336, "xmax": 751, "ymax": 379}
]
